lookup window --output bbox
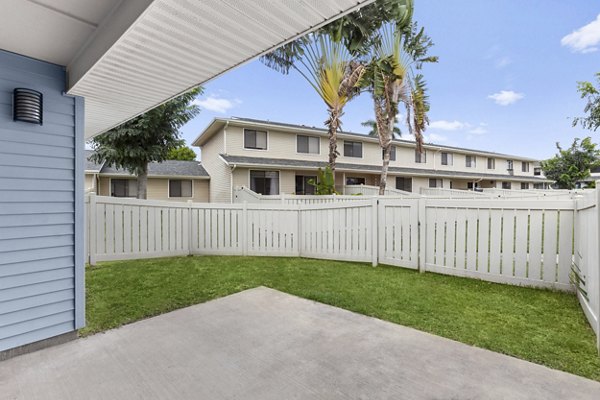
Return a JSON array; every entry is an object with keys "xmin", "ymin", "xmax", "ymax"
[
  {"xmin": 441, "ymin": 152, "xmax": 453, "ymax": 166},
  {"xmin": 111, "ymin": 179, "xmax": 137, "ymax": 198},
  {"xmin": 467, "ymin": 182, "xmax": 480, "ymax": 190},
  {"xmin": 415, "ymin": 150, "xmax": 427, "ymax": 163},
  {"xmin": 521, "ymin": 182, "xmax": 529, "ymax": 190},
  {"xmin": 382, "ymin": 146, "xmax": 396, "ymax": 161},
  {"xmin": 429, "ymin": 178, "xmax": 443, "ymax": 188},
  {"xmin": 534, "ymin": 167, "xmax": 541, "ymax": 176},
  {"xmin": 344, "ymin": 141, "xmax": 363, "ymax": 158},
  {"xmin": 502, "ymin": 182, "xmax": 512, "ymax": 190},
  {"xmin": 396, "ymin": 177, "xmax": 412, "ymax": 192},
  {"xmin": 521, "ymin": 162, "xmax": 530, "ymax": 172},
  {"xmin": 346, "ymin": 177, "xmax": 366, "ymax": 185},
  {"xmin": 244, "ymin": 129, "xmax": 267, "ymax": 150},
  {"xmin": 487, "ymin": 158, "xmax": 495, "ymax": 169},
  {"xmin": 507, "ymin": 160, "xmax": 514, "ymax": 170},
  {"xmin": 250, "ymin": 170, "xmax": 279, "ymax": 195},
  {"xmin": 465, "ymin": 155, "xmax": 476, "ymax": 168},
  {"xmin": 169, "ymin": 179, "xmax": 193, "ymax": 197},
  {"xmin": 295, "ymin": 175, "xmax": 316, "ymax": 195},
  {"xmin": 534, "ymin": 183, "xmax": 545, "ymax": 189},
  {"xmin": 297, "ymin": 135, "xmax": 319, "ymax": 154}
]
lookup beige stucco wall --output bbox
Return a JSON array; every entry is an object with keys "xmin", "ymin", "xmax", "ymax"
[
  {"xmin": 223, "ymin": 125, "xmax": 537, "ymax": 179},
  {"xmin": 85, "ymin": 174, "xmax": 95, "ymax": 192},
  {"xmin": 200, "ymin": 130, "xmax": 231, "ymax": 203},
  {"xmin": 95, "ymin": 176, "xmax": 209, "ymax": 202}
]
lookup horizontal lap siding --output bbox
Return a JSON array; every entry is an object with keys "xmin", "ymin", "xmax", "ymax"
[{"xmin": 0, "ymin": 51, "xmax": 77, "ymax": 351}]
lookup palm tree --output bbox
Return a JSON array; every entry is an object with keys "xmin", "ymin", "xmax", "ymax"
[
  {"xmin": 361, "ymin": 23, "xmax": 436, "ymax": 194},
  {"xmin": 361, "ymin": 119, "xmax": 402, "ymax": 138},
  {"xmin": 294, "ymin": 35, "xmax": 364, "ymax": 174}
]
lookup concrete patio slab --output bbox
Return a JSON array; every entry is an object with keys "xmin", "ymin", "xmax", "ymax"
[{"xmin": 0, "ymin": 286, "xmax": 598, "ymax": 399}]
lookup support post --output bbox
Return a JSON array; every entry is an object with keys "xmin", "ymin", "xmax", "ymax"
[
  {"xmin": 89, "ymin": 192, "xmax": 97, "ymax": 266},
  {"xmin": 418, "ymin": 197, "xmax": 426, "ymax": 272},
  {"xmin": 371, "ymin": 197, "xmax": 378, "ymax": 267},
  {"xmin": 242, "ymin": 201, "xmax": 248, "ymax": 256},
  {"xmin": 281, "ymin": 192, "xmax": 286, "ymax": 204}
]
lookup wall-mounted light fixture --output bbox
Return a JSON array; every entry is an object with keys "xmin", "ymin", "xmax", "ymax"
[{"xmin": 13, "ymin": 88, "xmax": 43, "ymax": 125}]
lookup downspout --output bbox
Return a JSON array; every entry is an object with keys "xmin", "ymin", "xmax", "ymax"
[
  {"xmin": 230, "ymin": 164, "xmax": 237, "ymax": 203},
  {"xmin": 223, "ymin": 120, "xmax": 229, "ymax": 155}
]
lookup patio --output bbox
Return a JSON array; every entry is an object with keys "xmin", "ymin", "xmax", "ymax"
[{"xmin": 1, "ymin": 286, "xmax": 598, "ymax": 399}]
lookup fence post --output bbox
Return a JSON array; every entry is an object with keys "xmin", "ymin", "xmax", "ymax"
[
  {"xmin": 187, "ymin": 200, "xmax": 193, "ymax": 256},
  {"xmin": 88, "ymin": 193, "xmax": 97, "ymax": 266},
  {"xmin": 242, "ymin": 201, "xmax": 248, "ymax": 256},
  {"xmin": 417, "ymin": 197, "xmax": 426, "ymax": 272},
  {"xmin": 281, "ymin": 192, "xmax": 286, "ymax": 204},
  {"xmin": 297, "ymin": 204, "xmax": 302, "ymax": 257},
  {"xmin": 596, "ymin": 183, "xmax": 600, "ymax": 353},
  {"xmin": 371, "ymin": 197, "xmax": 378, "ymax": 267}
]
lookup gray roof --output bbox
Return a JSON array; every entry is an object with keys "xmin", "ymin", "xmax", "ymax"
[
  {"xmin": 101, "ymin": 160, "xmax": 209, "ymax": 178},
  {"xmin": 85, "ymin": 150, "xmax": 105, "ymax": 172},
  {"xmin": 220, "ymin": 154, "xmax": 551, "ymax": 182},
  {"xmin": 86, "ymin": 151, "xmax": 208, "ymax": 178},
  {"xmin": 229, "ymin": 117, "xmax": 540, "ymax": 161}
]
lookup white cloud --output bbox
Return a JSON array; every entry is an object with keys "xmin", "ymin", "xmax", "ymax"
[
  {"xmin": 561, "ymin": 14, "xmax": 600, "ymax": 53},
  {"xmin": 487, "ymin": 90, "xmax": 524, "ymax": 106},
  {"xmin": 425, "ymin": 133, "xmax": 447, "ymax": 142},
  {"xmin": 428, "ymin": 120, "xmax": 466, "ymax": 130},
  {"xmin": 193, "ymin": 96, "xmax": 240, "ymax": 113},
  {"xmin": 468, "ymin": 126, "xmax": 487, "ymax": 135},
  {"xmin": 495, "ymin": 56, "xmax": 512, "ymax": 69}
]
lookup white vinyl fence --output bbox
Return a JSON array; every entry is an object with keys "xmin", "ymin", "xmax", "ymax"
[
  {"xmin": 574, "ymin": 191, "xmax": 600, "ymax": 350},
  {"xmin": 85, "ymin": 191, "xmax": 600, "ymax": 350}
]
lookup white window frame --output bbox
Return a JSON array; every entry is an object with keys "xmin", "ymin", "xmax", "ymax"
[
  {"xmin": 487, "ymin": 158, "xmax": 495, "ymax": 170},
  {"xmin": 248, "ymin": 170, "xmax": 281, "ymax": 195},
  {"xmin": 343, "ymin": 140, "xmax": 363, "ymax": 158},
  {"xmin": 168, "ymin": 179, "xmax": 194, "ymax": 198},
  {"xmin": 243, "ymin": 128, "xmax": 269, "ymax": 151},
  {"xmin": 109, "ymin": 177, "xmax": 137, "ymax": 198},
  {"xmin": 521, "ymin": 162, "xmax": 530, "ymax": 173},
  {"xmin": 441, "ymin": 152, "xmax": 453, "ymax": 166},
  {"xmin": 296, "ymin": 134, "xmax": 321, "ymax": 155},
  {"xmin": 465, "ymin": 155, "xmax": 476, "ymax": 168}
]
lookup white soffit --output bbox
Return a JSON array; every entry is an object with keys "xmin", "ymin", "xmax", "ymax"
[{"xmin": 66, "ymin": 0, "xmax": 374, "ymax": 139}]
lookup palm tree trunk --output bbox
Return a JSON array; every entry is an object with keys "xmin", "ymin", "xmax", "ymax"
[
  {"xmin": 137, "ymin": 164, "xmax": 148, "ymax": 200},
  {"xmin": 380, "ymin": 144, "xmax": 391, "ymax": 195},
  {"xmin": 327, "ymin": 107, "xmax": 341, "ymax": 185}
]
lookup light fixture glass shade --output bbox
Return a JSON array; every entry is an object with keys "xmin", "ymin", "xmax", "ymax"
[{"xmin": 13, "ymin": 88, "xmax": 43, "ymax": 125}]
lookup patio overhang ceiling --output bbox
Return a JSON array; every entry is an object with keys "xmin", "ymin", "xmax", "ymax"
[{"xmin": 0, "ymin": 0, "xmax": 375, "ymax": 139}]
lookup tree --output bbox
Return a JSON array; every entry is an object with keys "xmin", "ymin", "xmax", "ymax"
[
  {"xmin": 573, "ymin": 72, "xmax": 600, "ymax": 132},
  {"xmin": 91, "ymin": 87, "xmax": 201, "ymax": 199},
  {"xmin": 260, "ymin": 0, "xmax": 413, "ymax": 73},
  {"xmin": 167, "ymin": 146, "xmax": 197, "ymax": 161},
  {"xmin": 541, "ymin": 137, "xmax": 600, "ymax": 189},
  {"xmin": 260, "ymin": 0, "xmax": 414, "ymax": 184},
  {"xmin": 360, "ymin": 22, "xmax": 436, "ymax": 195},
  {"xmin": 308, "ymin": 166, "xmax": 337, "ymax": 195},
  {"xmin": 294, "ymin": 35, "xmax": 364, "ymax": 174},
  {"xmin": 361, "ymin": 119, "xmax": 401, "ymax": 138}
]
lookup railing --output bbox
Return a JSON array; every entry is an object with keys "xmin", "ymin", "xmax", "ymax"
[
  {"xmin": 85, "ymin": 191, "xmax": 600, "ymax": 351},
  {"xmin": 420, "ymin": 187, "xmax": 488, "ymax": 198},
  {"xmin": 342, "ymin": 184, "xmax": 415, "ymax": 197}
]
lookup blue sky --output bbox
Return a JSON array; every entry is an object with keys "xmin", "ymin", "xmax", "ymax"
[{"xmin": 180, "ymin": 1, "xmax": 600, "ymax": 161}]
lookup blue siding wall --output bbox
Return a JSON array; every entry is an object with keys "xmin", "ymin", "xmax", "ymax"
[{"xmin": 0, "ymin": 50, "xmax": 84, "ymax": 351}]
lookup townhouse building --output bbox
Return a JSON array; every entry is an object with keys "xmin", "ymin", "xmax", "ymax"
[
  {"xmin": 193, "ymin": 117, "xmax": 551, "ymax": 203},
  {"xmin": 85, "ymin": 151, "xmax": 210, "ymax": 202}
]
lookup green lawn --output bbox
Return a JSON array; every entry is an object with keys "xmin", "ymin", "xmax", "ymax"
[{"xmin": 85, "ymin": 256, "xmax": 600, "ymax": 381}]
